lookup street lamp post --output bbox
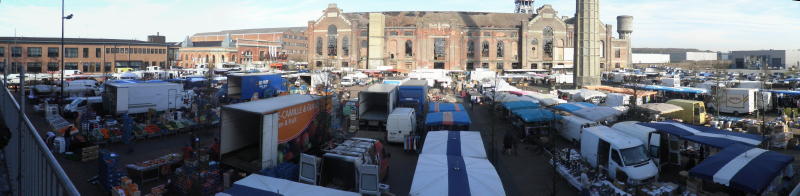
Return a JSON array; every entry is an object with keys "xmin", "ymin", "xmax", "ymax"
[{"xmin": 59, "ymin": 0, "xmax": 73, "ymax": 114}]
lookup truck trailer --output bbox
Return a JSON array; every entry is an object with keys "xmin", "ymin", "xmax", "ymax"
[
  {"xmin": 102, "ymin": 81, "xmax": 189, "ymax": 115},
  {"xmin": 708, "ymin": 88, "xmax": 758, "ymax": 115},
  {"xmin": 358, "ymin": 84, "xmax": 398, "ymax": 131},
  {"xmin": 397, "ymin": 80, "xmax": 428, "ymax": 118},
  {"xmin": 220, "ymin": 94, "xmax": 330, "ymax": 172},
  {"xmin": 226, "ymin": 73, "xmax": 287, "ymax": 101}
]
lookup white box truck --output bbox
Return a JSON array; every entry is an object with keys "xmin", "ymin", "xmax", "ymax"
[
  {"xmin": 103, "ymin": 81, "xmax": 189, "ymax": 115},
  {"xmin": 556, "ymin": 115, "xmax": 598, "ymax": 144},
  {"xmin": 581, "ymin": 126, "xmax": 658, "ymax": 185},
  {"xmin": 661, "ymin": 78, "xmax": 680, "ymax": 87},
  {"xmin": 709, "ymin": 88, "xmax": 757, "ymax": 115},
  {"xmin": 386, "ymin": 108, "xmax": 416, "ymax": 143},
  {"xmin": 358, "ymin": 84, "xmax": 398, "ymax": 131}
]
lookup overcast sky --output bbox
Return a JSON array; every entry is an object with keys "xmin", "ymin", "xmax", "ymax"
[{"xmin": 1, "ymin": 0, "xmax": 798, "ymax": 52}]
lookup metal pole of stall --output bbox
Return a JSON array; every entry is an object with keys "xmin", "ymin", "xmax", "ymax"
[{"xmin": 17, "ymin": 66, "xmax": 24, "ymax": 194}]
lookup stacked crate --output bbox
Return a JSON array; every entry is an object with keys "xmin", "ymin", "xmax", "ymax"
[{"xmin": 99, "ymin": 150, "xmax": 125, "ymax": 190}]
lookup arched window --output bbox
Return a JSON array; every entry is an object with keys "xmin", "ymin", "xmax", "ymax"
[
  {"xmin": 405, "ymin": 40, "xmax": 413, "ymax": 57},
  {"xmin": 467, "ymin": 40, "xmax": 475, "ymax": 58},
  {"xmin": 481, "ymin": 41, "xmax": 489, "ymax": 57},
  {"xmin": 543, "ymin": 27, "xmax": 554, "ymax": 58},
  {"xmin": 600, "ymin": 40, "xmax": 605, "ymax": 58},
  {"xmin": 543, "ymin": 26, "xmax": 553, "ymax": 36},
  {"xmin": 316, "ymin": 37, "xmax": 323, "ymax": 55},
  {"xmin": 342, "ymin": 36, "xmax": 350, "ymax": 56},
  {"xmin": 497, "ymin": 41, "xmax": 504, "ymax": 58},
  {"xmin": 221, "ymin": 55, "xmax": 226, "ymax": 62},
  {"xmin": 328, "ymin": 25, "xmax": 338, "ymax": 56}
]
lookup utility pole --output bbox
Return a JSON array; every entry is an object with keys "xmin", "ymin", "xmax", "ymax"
[
  {"xmin": 59, "ymin": 0, "xmax": 73, "ymax": 114},
  {"xmin": 490, "ymin": 72, "xmax": 498, "ymax": 163}
]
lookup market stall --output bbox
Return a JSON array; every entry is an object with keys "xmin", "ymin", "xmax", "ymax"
[
  {"xmin": 424, "ymin": 112, "xmax": 471, "ymax": 132},
  {"xmin": 551, "ymin": 102, "xmax": 597, "ymax": 113},
  {"xmin": 688, "ymin": 144, "xmax": 795, "ymax": 195},
  {"xmin": 428, "ymin": 102, "xmax": 466, "ymax": 113},
  {"xmin": 126, "ymin": 153, "xmax": 182, "ymax": 184},
  {"xmin": 421, "ymin": 131, "xmax": 486, "ymax": 159},
  {"xmin": 219, "ymin": 174, "xmax": 359, "ymax": 196},
  {"xmin": 501, "ymin": 101, "xmax": 540, "ymax": 117},
  {"xmin": 409, "ymin": 154, "xmax": 504, "ymax": 196},
  {"xmin": 571, "ymin": 106, "xmax": 623, "ymax": 124}
]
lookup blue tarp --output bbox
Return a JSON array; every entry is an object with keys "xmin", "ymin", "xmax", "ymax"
[
  {"xmin": 428, "ymin": 102, "xmax": 466, "ymax": 113},
  {"xmin": 503, "ymin": 101, "xmax": 540, "ymax": 111},
  {"xmin": 512, "ymin": 109, "xmax": 561, "ymax": 123},
  {"xmin": 425, "ymin": 112, "xmax": 471, "ymax": 126},
  {"xmin": 769, "ymin": 90, "xmax": 800, "ymax": 96},
  {"xmin": 640, "ymin": 85, "xmax": 708, "ymax": 94},
  {"xmin": 551, "ymin": 102, "xmax": 596, "ymax": 112},
  {"xmin": 689, "ymin": 144, "xmax": 794, "ymax": 194},
  {"xmin": 637, "ymin": 121, "xmax": 764, "ymax": 149}
]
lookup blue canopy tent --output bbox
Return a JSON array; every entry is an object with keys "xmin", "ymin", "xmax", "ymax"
[
  {"xmin": 689, "ymin": 144, "xmax": 794, "ymax": 194},
  {"xmin": 425, "ymin": 112, "xmax": 471, "ymax": 131},
  {"xmin": 551, "ymin": 102, "xmax": 596, "ymax": 113},
  {"xmin": 503, "ymin": 101, "xmax": 541, "ymax": 111},
  {"xmin": 640, "ymin": 85, "xmax": 708, "ymax": 94},
  {"xmin": 428, "ymin": 102, "xmax": 466, "ymax": 113},
  {"xmin": 637, "ymin": 121, "xmax": 764, "ymax": 149},
  {"xmin": 512, "ymin": 109, "xmax": 561, "ymax": 123}
]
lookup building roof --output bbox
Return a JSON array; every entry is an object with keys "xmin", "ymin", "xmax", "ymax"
[
  {"xmin": 342, "ymin": 11, "xmax": 534, "ymax": 28},
  {"xmin": 194, "ymin": 27, "xmax": 306, "ymax": 36},
  {"xmin": 0, "ymin": 37, "xmax": 168, "ymax": 46}
]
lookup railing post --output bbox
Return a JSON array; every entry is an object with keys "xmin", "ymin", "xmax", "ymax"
[{"xmin": 17, "ymin": 66, "xmax": 24, "ymax": 195}]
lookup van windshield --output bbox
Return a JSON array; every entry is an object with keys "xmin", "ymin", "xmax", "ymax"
[{"xmin": 620, "ymin": 146, "xmax": 650, "ymax": 166}]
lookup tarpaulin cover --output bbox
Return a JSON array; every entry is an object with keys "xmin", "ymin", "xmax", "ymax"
[
  {"xmin": 502, "ymin": 101, "xmax": 540, "ymax": 111},
  {"xmin": 422, "ymin": 131, "xmax": 487, "ymax": 159},
  {"xmin": 410, "ymin": 154, "xmax": 505, "ymax": 196},
  {"xmin": 512, "ymin": 109, "xmax": 561, "ymax": 123},
  {"xmin": 637, "ymin": 121, "xmax": 764, "ymax": 149},
  {"xmin": 689, "ymin": 144, "xmax": 794, "ymax": 194},
  {"xmin": 218, "ymin": 174, "xmax": 359, "ymax": 196},
  {"xmin": 428, "ymin": 102, "xmax": 466, "ymax": 113},
  {"xmin": 769, "ymin": 90, "xmax": 800, "ymax": 96},
  {"xmin": 571, "ymin": 106, "xmax": 622, "ymax": 122},
  {"xmin": 551, "ymin": 102, "xmax": 597, "ymax": 112},
  {"xmin": 640, "ymin": 85, "xmax": 708, "ymax": 94},
  {"xmin": 425, "ymin": 112, "xmax": 471, "ymax": 126}
]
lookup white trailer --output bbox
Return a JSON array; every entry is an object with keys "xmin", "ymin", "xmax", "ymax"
[
  {"xmin": 661, "ymin": 78, "xmax": 680, "ymax": 87},
  {"xmin": 556, "ymin": 115, "xmax": 598, "ymax": 143},
  {"xmin": 103, "ymin": 81, "xmax": 189, "ymax": 115},
  {"xmin": 710, "ymin": 88, "xmax": 757, "ymax": 115}
]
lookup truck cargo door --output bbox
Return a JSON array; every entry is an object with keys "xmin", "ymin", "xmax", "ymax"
[
  {"xmin": 299, "ymin": 153, "xmax": 320, "ymax": 185},
  {"xmin": 118, "ymin": 87, "xmax": 128, "ymax": 114},
  {"xmin": 358, "ymin": 164, "xmax": 380, "ymax": 195}
]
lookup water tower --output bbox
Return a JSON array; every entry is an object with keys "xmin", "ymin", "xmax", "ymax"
[
  {"xmin": 515, "ymin": 0, "xmax": 534, "ymax": 14},
  {"xmin": 617, "ymin": 15, "xmax": 633, "ymax": 39}
]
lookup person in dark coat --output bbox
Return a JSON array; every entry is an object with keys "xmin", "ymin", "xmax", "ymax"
[{"xmin": 503, "ymin": 131, "xmax": 515, "ymax": 155}]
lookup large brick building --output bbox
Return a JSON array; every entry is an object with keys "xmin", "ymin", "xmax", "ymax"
[
  {"xmin": 307, "ymin": 3, "xmax": 632, "ymax": 72},
  {"xmin": 179, "ymin": 27, "xmax": 307, "ymax": 68},
  {"xmin": 0, "ymin": 37, "xmax": 170, "ymax": 74}
]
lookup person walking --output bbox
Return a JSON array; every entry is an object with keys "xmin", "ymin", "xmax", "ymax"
[{"xmin": 503, "ymin": 131, "xmax": 514, "ymax": 156}]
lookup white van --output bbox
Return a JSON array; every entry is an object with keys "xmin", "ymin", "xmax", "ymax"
[
  {"xmin": 581, "ymin": 126, "xmax": 658, "ymax": 185},
  {"xmin": 64, "ymin": 96, "xmax": 103, "ymax": 113},
  {"xmin": 386, "ymin": 108, "xmax": 416, "ymax": 143},
  {"xmin": 611, "ymin": 121, "xmax": 663, "ymax": 165},
  {"xmin": 556, "ymin": 115, "xmax": 598, "ymax": 143}
]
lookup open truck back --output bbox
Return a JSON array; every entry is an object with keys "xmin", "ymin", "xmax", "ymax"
[
  {"xmin": 358, "ymin": 84, "xmax": 398, "ymax": 131},
  {"xmin": 220, "ymin": 94, "xmax": 330, "ymax": 172}
]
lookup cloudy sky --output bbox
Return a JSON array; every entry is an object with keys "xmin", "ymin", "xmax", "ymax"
[{"xmin": 0, "ymin": 0, "xmax": 797, "ymax": 51}]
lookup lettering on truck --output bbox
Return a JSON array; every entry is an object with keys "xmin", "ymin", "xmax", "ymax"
[{"xmin": 277, "ymin": 101, "xmax": 320, "ymax": 143}]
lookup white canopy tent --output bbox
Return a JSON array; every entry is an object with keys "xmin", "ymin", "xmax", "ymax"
[
  {"xmin": 422, "ymin": 131, "xmax": 487, "ymax": 159},
  {"xmin": 409, "ymin": 154, "xmax": 505, "ymax": 196},
  {"xmin": 218, "ymin": 174, "xmax": 359, "ymax": 196}
]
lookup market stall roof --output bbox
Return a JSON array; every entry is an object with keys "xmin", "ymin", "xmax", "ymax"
[
  {"xmin": 769, "ymin": 90, "xmax": 800, "ymax": 96},
  {"xmin": 574, "ymin": 90, "xmax": 607, "ymax": 101},
  {"xmin": 219, "ymin": 174, "xmax": 359, "ymax": 196},
  {"xmin": 410, "ymin": 154, "xmax": 505, "ymax": 196},
  {"xmin": 428, "ymin": 102, "xmax": 466, "ymax": 113},
  {"xmin": 512, "ymin": 109, "xmax": 561, "ymax": 123},
  {"xmin": 572, "ymin": 106, "xmax": 622, "ymax": 122},
  {"xmin": 425, "ymin": 112, "xmax": 471, "ymax": 126},
  {"xmin": 422, "ymin": 131, "xmax": 486, "ymax": 159},
  {"xmin": 689, "ymin": 144, "xmax": 794, "ymax": 194},
  {"xmin": 551, "ymin": 102, "xmax": 597, "ymax": 112},
  {"xmin": 521, "ymin": 91, "xmax": 566, "ymax": 106},
  {"xmin": 640, "ymin": 85, "xmax": 708, "ymax": 94},
  {"xmin": 502, "ymin": 101, "xmax": 540, "ymax": 111},
  {"xmin": 636, "ymin": 103, "xmax": 683, "ymax": 114},
  {"xmin": 637, "ymin": 121, "xmax": 764, "ymax": 149}
]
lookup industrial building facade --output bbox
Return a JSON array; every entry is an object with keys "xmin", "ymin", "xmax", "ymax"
[
  {"xmin": 0, "ymin": 37, "xmax": 170, "ymax": 74},
  {"xmin": 729, "ymin": 49, "xmax": 800, "ymax": 70},
  {"xmin": 307, "ymin": 3, "xmax": 632, "ymax": 72},
  {"xmin": 179, "ymin": 27, "xmax": 308, "ymax": 68}
]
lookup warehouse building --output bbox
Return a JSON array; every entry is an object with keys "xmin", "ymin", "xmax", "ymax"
[{"xmin": 729, "ymin": 49, "xmax": 800, "ymax": 70}]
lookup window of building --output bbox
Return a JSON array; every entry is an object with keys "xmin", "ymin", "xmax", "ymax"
[
  {"xmin": 615, "ymin": 63, "xmax": 621, "ymax": 68},
  {"xmin": 481, "ymin": 63, "xmax": 488, "ymax": 68},
  {"xmin": 65, "ymin": 62, "xmax": 78, "ymax": 70},
  {"xmin": 0, "ymin": 62, "xmax": 4, "ymax": 72},
  {"xmin": 389, "ymin": 31, "xmax": 399, "ymax": 36},
  {"xmin": 483, "ymin": 32, "xmax": 491, "ymax": 36},
  {"xmin": 466, "ymin": 62, "xmax": 474, "ymax": 70},
  {"xmin": 82, "ymin": 48, "xmax": 89, "ymax": 58},
  {"xmin": 543, "ymin": 26, "xmax": 554, "ymax": 36},
  {"xmin": 496, "ymin": 62, "xmax": 504, "ymax": 70},
  {"xmin": 65, "ymin": 48, "xmax": 78, "ymax": 58},
  {"xmin": 27, "ymin": 47, "xmax": 42, "ymax": 57},
  {"xmin": 316, "ymin": 37, "xmax": 323, "ymax": 55},
  {"xmin": 544, "ymin": 39, "xmax": 553, "ymax": 58},
  {"xmin": 10, "ymin": 63, "xmax": 20, "ymax": 73},
  {"xmin": 328, "ymin": 25, "xmax": 338, "ymax": 56},
  {"xmin": 104, "ymin": 63, "xmax": 112, "ymax": 72},
  {"xmin": 467, "ymin": 40, "xmax": 475, "ymax": 58},
  {"xmin": 434, "ymin": 38, "xmax": 447, "ymax": 60},
  {"xmin": 481, "ymin": 41, "xmax": 489, "ymax": 57},
  {"xmin": 48, "ymin": 47, "xmax": 59, "ymax": 57},
  {"xmin": 511, "ymin": 32, "xmax": 518, "ymax": 37},
  {"xmin": 0, "ymin": 47, "xmax": 4, "ymax": 57},
  {"xmin": 600, "ymin": 63, "xmax": 604, "ymax": 68},
  {"xmin": 531, "ymin": 63, "xmax": 537, "ymax": 69},
  {"xmin": 404, "ymin": 31, "xmax": 414, "ymax": 36},
  {"xmin": 12, "ymin": 47, "xmax": 22, "ymax": 57},
  {"xmin": 82, "ymin": 63, "xmax": 90, "ymax": 72},
  {"xmin": 343, "ymin": 36, "xmax": 350, "ymax": 56},
  {"xmin": 600, "ymin": 41, "xmax": 605, "ymax": 58},
  {"xmin": 497, "ymin": 42, "xmax": 504, "ymax": 58},
  {"xmin": 361, "ymin": 40, "xmax": 368, "ymax": 48},
  {"xmin": 360, "ymin": 30, "xmax": 368, "ymax": 36},
  {"xmin": 405, "ymin": 40, "xmax": 413, "ymax": 57},
  {"xmin": 26, "ymin": 62, "xmax": 42, "ymax": 73},
  {"xmin": 614, "ymin": 48, "xmax": 621, "ymax": 58},
  {"xmin": 96, "ymin": 48, "xmax": 101, "ymax": 58},
  {"xmin": 316, "ymin": 61, "xmax": 322, "ymax": 67},
  {"xmin": 47, "ymin": 62, "xmax": 58, "ymax": 71},
  {"xmin": 512, "ymin": 63, "xmax": 521, "ymax": 69},
  {"xmin": 342, "ymin": 62, "xmax": 349, "ymax": 67},
  {"xmin": 106, "ymin": 48, "xmax": 111, "ymax": 54}
]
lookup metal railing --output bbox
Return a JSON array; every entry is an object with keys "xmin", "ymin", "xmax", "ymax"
[{"xmin": 1, "ymin": 71, "xmax": 80, "ymax": 196}]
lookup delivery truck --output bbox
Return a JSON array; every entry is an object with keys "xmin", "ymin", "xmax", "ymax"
[
  {"xmin": 611, "ymin": 121, "xmax": 664, "ymax": 165},
  {"xmin": 707, "ymin": 88, "xmax": 757, "ymax": 115},
  {"xmin": 386, "ymin": 108, "xmax": 416, "ymax": 143},
  {"xmin": 226, "ymin": 73, "xmax": 286, "ymax": 101},
  {"xmin": 580, "ymin": 126, "xmax": 658, "ymax": 185},
  {"xmin": 358, "ymin": 84, "xmax": 398, "ymax": 131},
  {"xmin": 220, "ymin": 94, "xmax": 330, "ymax": 172},
  {"xmin": 664, "ymin": 99, "xmax": 707, "ymax": 125},
  {"xmin": 397, "ymin": 80, "xmax": 428, "ymax": 118},
  {"xmin": 102, "ymin": 81, "xmax": 189, "ymax": 115}
]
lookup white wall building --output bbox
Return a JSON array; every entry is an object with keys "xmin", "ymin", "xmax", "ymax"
[
  {"xmin": 685, "ymin": 52, "xmax": 718, "ymax": 61},
  {"xmin": 632, "ymin": 53, "xmax": 670, "ymax": 64}
]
